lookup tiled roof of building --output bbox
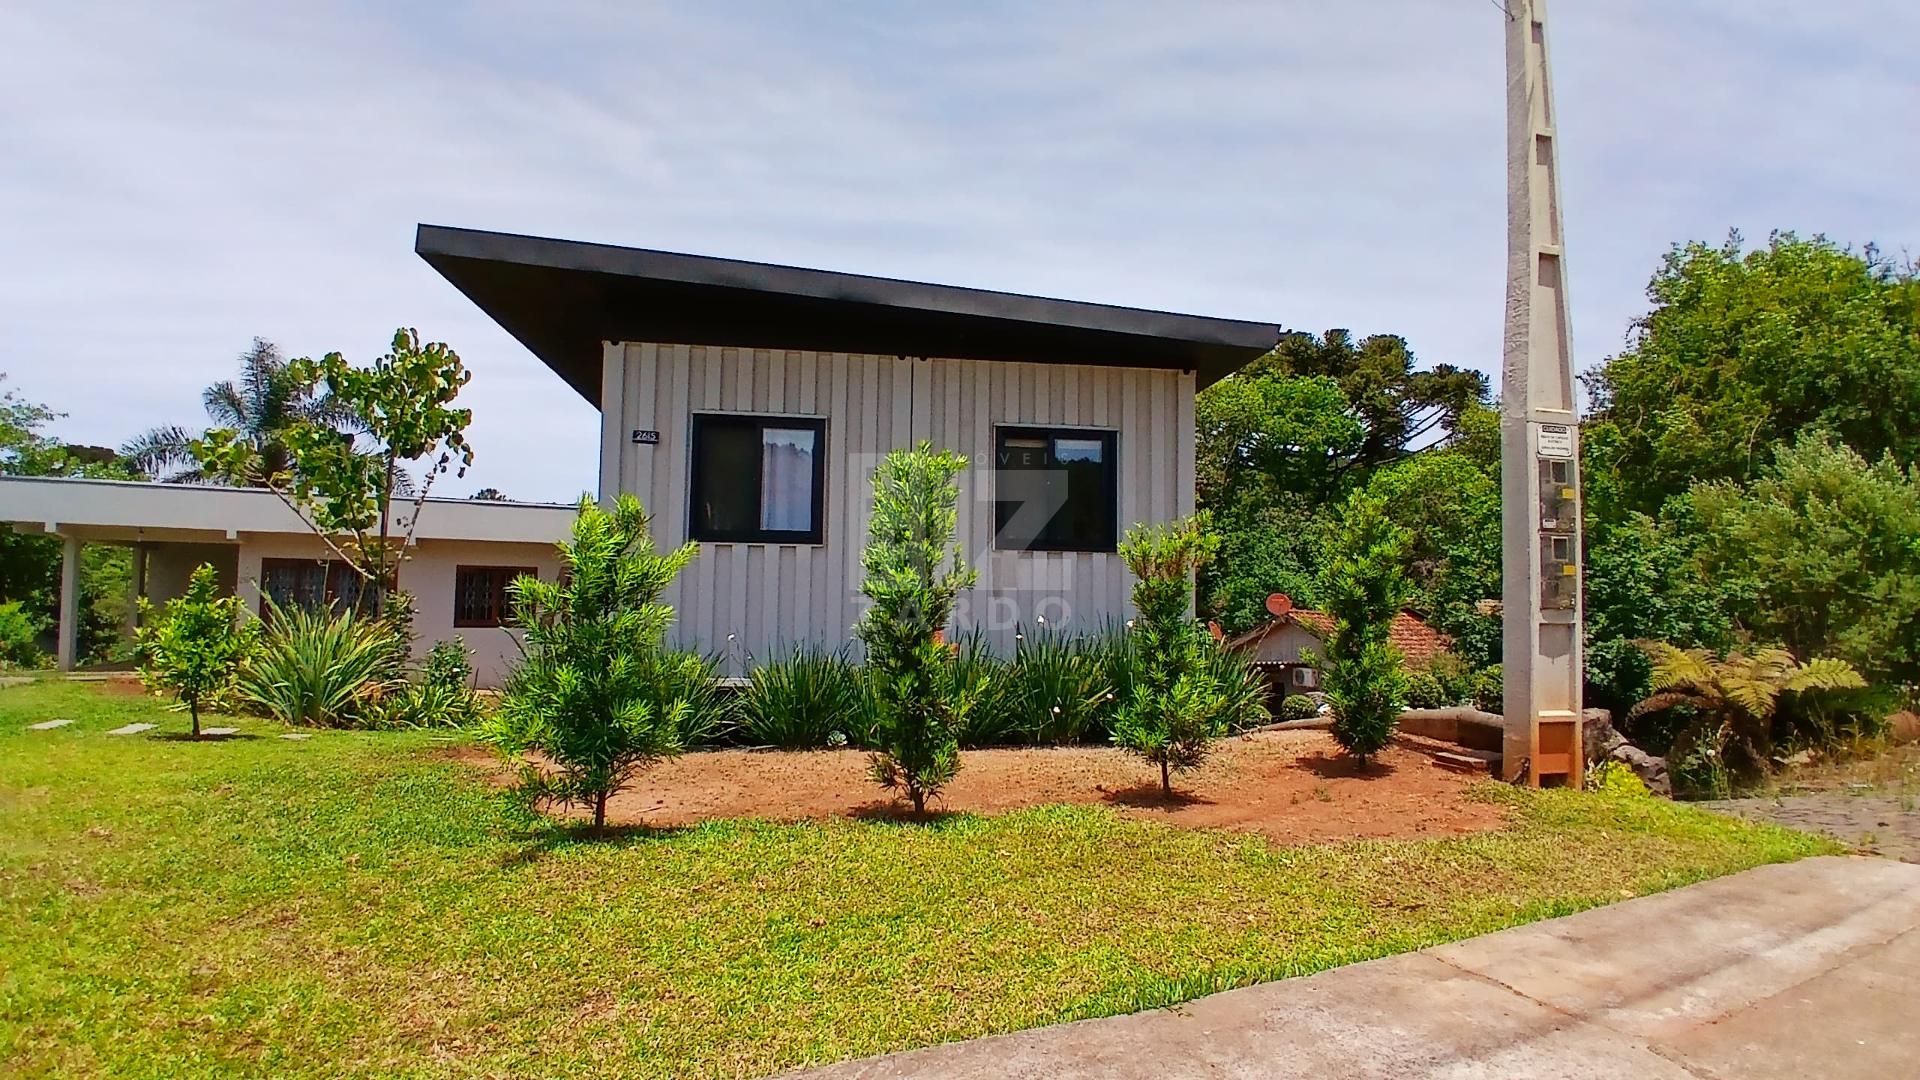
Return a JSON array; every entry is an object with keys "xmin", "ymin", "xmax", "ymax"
[{"xmin": 1229, "ymin": 607, "xmax": 1454, "ymax": 669}]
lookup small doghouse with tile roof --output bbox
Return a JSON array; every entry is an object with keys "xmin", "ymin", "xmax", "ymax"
[{"xmin": 1224, "ymin": 593, "xmax": 1453, "ymax": 700}]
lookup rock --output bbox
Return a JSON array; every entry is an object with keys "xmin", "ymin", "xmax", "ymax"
[
  {"xmin": 1888, "ymin": 710, "xmax": 1920, "ymax": 746},
  {"xmin": 26, "ymin": 718, "xmax": 72, "ymax": 731},
  {"xmin": 198, "ymin": 727, "xmax": 240, "ymax": 737},
  {"xmin": 1582, "ymin": 709, "xmax": 1627, "ymax": 762},
  {"xmin": 106, "ymin": 723, "xmax": 156, "ymax": 736}
]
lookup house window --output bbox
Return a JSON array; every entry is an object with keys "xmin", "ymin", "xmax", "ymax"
[
  {"xmin": 689, "ymin": 414, "xmax": 827, "ymax": 544},
  {"xmin": 994, "ymin": 427, "xmax": 1118, "ymax": 552},
  {"xmin": 453, "ymin": 566, "xmax": 533, "ymax": 628},
  {"xmin": 258, "ymin": 558, "xmax": 366, "ymax": 616}
]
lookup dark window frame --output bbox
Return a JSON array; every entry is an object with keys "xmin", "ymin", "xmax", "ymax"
[
  {"xmin": 992, "ymin": 425, "xmax": 1120, "ymax": 553},
  {"xmin": 258, "ymin": 557, "xmax": 368, "ymax": 617},
  {"xmin": 687, "ymin": 413, "xmax": 829, "ymax": 545},
  {"xmin": 453, "ymin": 565, "xmax": 535, "ymax": 629}
]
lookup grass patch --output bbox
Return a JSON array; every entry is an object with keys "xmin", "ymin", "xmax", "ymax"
[{"xmin": 1, "ymin": 681, "xmax": 1836, "ymax": 1078}]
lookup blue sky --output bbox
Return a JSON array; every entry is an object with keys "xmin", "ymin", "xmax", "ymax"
[{"xmin": 3, "ymin": 2, "xmax": 1914, "ymax": 501}]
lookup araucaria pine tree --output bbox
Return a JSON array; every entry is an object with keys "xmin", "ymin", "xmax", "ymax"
[
  {"xmin": 483, "ymin": 494, "xmax": 700, "ymax": 830},
  {"xmin": 1111, "ymin": 514, "xmax": 1227, "ymax": 795},
  {"xmin": 857, "ymin": 443, "xmax": 980, "ymax": 815},
  {"xmin": 1319, "ymin": 491, "xmax": 1413, "ymax": 768},
  {"xmin": 135, "ymin": 563, "xmax": 254, "ymax": 738}
]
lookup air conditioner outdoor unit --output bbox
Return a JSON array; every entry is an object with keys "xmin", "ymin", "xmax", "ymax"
[{"xmin": 1292, "ymin": 667, "xmax": 1320, "ymax": 689}]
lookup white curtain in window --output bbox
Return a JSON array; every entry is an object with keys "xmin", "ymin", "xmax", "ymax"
[{"xmin": 759, "ymin": 427, "xmax": 816, "ymax": 532}]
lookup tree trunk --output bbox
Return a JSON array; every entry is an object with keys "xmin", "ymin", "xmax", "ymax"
[
  {"xmin": 189, "ymin": 698, "xmax": 200, "ymax": 739},
  {"xmin": 593, "ymin": 790, "xmax": 608, "ymax": 831},
  {"xmin": 373, "ymin": 456, "xmax": 396, "ymax": 616},
  {"xmin": 911, "ymin": 786, "xmax": 926, "ymax": 816},
  {"xmin": 1160, "ymin": 758, "xmax": 1171, "ymax": 796}
]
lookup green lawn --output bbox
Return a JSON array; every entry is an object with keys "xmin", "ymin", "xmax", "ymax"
[{"xmin": 1, "ymin": 681, "xmax": 1835, "ymax": 1078}]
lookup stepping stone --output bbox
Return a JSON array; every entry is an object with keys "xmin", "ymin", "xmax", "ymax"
[
  {"xmin": 26, "ymin": 718, "xmax": 72, "ymax": 730},
  {"xmin": 278, "ymin": 732, "xmax": 313, "ymax": 741},
  {"xmin": 107, "ymin": 723, "xmax": 156, "ymax": 736},
  {"xmin": 199, "ymin": 727, "xmax": 240, "ymax": 737}
]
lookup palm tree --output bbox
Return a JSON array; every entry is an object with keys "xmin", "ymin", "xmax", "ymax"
[
  {"xmin": 1630, "ymin": 642, "xmax": 1865, "ymax": 785},
  {"xmin": 121, "ymin": 339, "xmax": 359, "ymax": 484}
]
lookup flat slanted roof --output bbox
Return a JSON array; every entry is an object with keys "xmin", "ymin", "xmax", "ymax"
[{"xmin": 415, "ymin": 224, "xmax": 1280, "ymax": 406}]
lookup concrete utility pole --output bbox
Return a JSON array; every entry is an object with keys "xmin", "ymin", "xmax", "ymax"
[{"xmin": 1500, "ymin": 0, "xmax": 1583, "ymax": 787}]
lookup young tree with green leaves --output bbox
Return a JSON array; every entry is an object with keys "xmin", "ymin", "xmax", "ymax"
[
  {"xmin": 857, "ymin": 443, "xmax": 980, "ymax": 815},
  {"xmin": 481, "ymin": 495, "xmax": 702, "ymax": 830},
  {"xmin": 194, "ymin": 329, "xmax": 473, "ymax": 613},
  {"xmin": 1111, "ymin": 514, "xmax": 1226, "ymax": 795},
  {"xmin": 135, "ymin": 564, "xmax": 255, "ymax": 737},
  {"xmin": 1319, "ymin": 492, "xmax": 1413, "ymax": 768}
]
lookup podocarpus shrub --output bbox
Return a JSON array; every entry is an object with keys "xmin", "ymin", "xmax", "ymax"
[
  {"xmin": 1280, "ymin": 694, "xmax": 1319, "ymax": 721},
  {"xmin": 237, "ymin": 599, "xmax": 406, "ymax": 727},
  {"xmin": 135, "ymin": 563, "xmax": 256, "ymax": 737},
  {"xmin": 1320, "ymin": 492, "xmax": 1413, "ymax": 767},
  {"xmin": 739, "ymin": 646, "xmax": 875, "ymax": 749},
  {"xmin": 857, "ymin": 443, "xmax": 981, "ymax": 814},
  {"xmin": 483, "ymin": 494, "xmax": 705, "ymax": 829},
  {"xmin": 1111, "ymin": 514, "xmax": 1229, "ymax": 795}
]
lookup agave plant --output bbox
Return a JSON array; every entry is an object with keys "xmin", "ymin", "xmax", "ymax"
[
  {"xmin": 1199, "ymin": 644, "xmax": 1271, "ymax": 733},
  {"xmin": 236, "ymin": 599, "xmax": 408, "ymax": 727},
  {"xmin": 1630, "ymin": 642, "xmax": 1866, "ymax": 784},
  {"xmin": 737, "ymin": 646, "xmax": 868, "ymax": 749},
  {"xmin": 1000, "ymin": 627, "xmax": 1111, "ymax": 745},
  {"xmin": 950, "ymin": 630, "xmax": 1015, "ymax": 749}
]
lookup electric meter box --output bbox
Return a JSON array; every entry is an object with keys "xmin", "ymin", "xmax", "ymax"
[
  {"xmin": 1537, "ymin": 458, "xmax": 1576, "ymax": 533},
  {"xmin": 1539, "ymin": 532, "xmax": 1578, "ymax": 610}
]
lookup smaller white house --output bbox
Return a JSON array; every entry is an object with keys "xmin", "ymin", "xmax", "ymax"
[
  {"xmin": 1226, "ymin": 594, "xmax": 1453, "ymax": 700},
  {"xmin": 0, "ymin": 475, "xmax": 575, "ymax": 687}
]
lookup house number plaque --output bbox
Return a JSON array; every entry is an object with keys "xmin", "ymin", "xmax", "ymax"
[{"xmin": 631, "ymin": 429, "xmax": 659, "ymax": 445}]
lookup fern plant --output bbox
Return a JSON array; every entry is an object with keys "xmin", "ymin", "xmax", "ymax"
[{"xmin": 1630, "ymin": 642, "xmax": 1866, "ymax": 786}]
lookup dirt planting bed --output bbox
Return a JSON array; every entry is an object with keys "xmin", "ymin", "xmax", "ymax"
[{"xmin": 454, "ymin": 729, "xmax": 1507, "ymax": 845}]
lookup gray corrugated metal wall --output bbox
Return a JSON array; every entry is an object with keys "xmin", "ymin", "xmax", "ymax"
[{"xmin": 600, "ymin": 341, "xmax": 1195, "ymax": 670}]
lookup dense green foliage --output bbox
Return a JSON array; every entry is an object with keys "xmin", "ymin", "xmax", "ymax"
[
  {"xmin": 0, "ymin": 679, "xmax": 1835, "ymax": 1079},
  {"xmin": 380, "ymin": 637, "xmax": 484, "ymax": 730},
  {"xmin": 856, "ymin": 444, "xmax": 981, "ymax": 814},
  {"xmin": 1320, "ymin": 493, "xmax": 1413, "ymax": 766},
  {"xmin": 483, "ymin": 495, "xmax": 706, "ymax": 829},
  {"xmin": 1110, "ymin": 515, "xmax": 1233, "ymax": 794},
  {"xmin": 1691, "ymin": 436, "xmax": 1920, "ymax": 687},
  {"xmin": 133, "ymin": 565, "xmax": 256, "ymax": 737},
  {"xmin": 0, "ymin": 377, "xmax": 135, "ymax": 665},
  {"xmin": 0, "ymin": 601, "xmax": 48, "ymax": 668},
  {"xmin": 1584, "ymin": 232, "xmax": 1920, "ymax": 518}
]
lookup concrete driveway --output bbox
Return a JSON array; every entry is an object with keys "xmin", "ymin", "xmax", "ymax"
[{"xmin": 788, "ymin": 856, "xmax": 1919, "ymax": 1079}]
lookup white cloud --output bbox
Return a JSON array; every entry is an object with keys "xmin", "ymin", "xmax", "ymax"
[{"xmin": 2, "ymin": 1, "xmax": 1914, "ymax": 499}]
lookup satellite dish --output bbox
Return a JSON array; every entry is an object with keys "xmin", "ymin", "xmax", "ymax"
[{"xmin": 1265, "ymin": 593, "xmax": 1294, "ymax": 619}]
